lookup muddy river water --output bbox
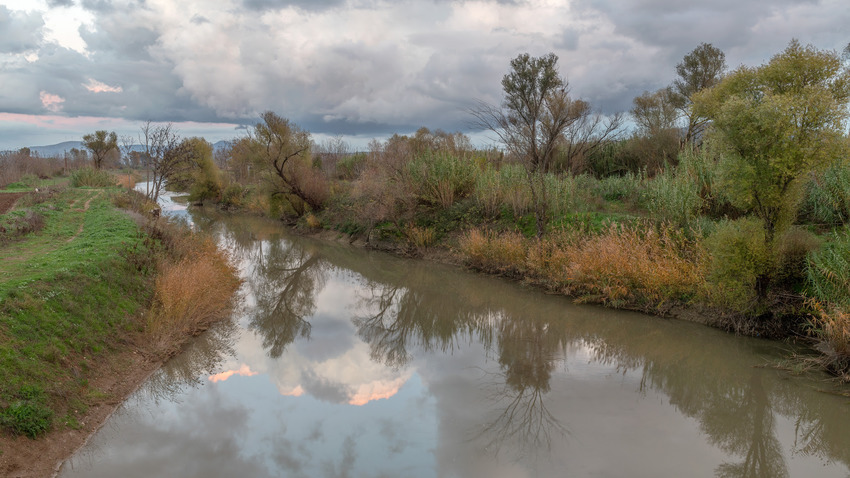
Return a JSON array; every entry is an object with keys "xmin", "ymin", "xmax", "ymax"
[{"xmin": 59, "ymin": 193, "xmax": 850, "ymax": 477}]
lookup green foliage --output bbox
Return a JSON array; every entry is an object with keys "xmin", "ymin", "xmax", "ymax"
[
  {"xmin": 407, "ymin": 151, "xmax": 476, "ymax": 208},
  {"xmin": 220, "ymin": 184, "xmax": 247, "ymax": 209},
  {"xmin": 807, "ymin": 226, "xmax": 850, "ymax": 307},
  {"xmin": 641, "ymin": 163, "xmax": 702, "ymax": 227},
  {"xmin": 705, "ymin": 218, "xmax": 771, "ymax": 311},
  {"xmin": 693, "ymin": 40, "xmax": 850, "ymax": 239},
  {"xmin": 0, "ymin": 386, "xmax": 53, "ymax": 439},
  {"xmin": 592, "ymin": 172, "xmax": 643, "ymax": 202},
  {"xmin": 337, "ymin": 153, "xmax": 367, "ymax": 180},
  {"xmin": 801, "ymin": 160, "xmax": 850, "ymax": 225},
  {"xmin": 70, "ymin": 168, "xmax": 114, "ymax": 188},
  {"xmin": 81, "ymin": 130, "xmax": 118, "ymax": 169}
]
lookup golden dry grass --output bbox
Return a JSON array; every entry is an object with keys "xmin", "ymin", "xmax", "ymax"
[
  {"xmin": 147, "ymin": 238, "xmax": 241, "ymax": 347},
  {"xmin": 115, "ymin": 173, "xmax": 136, "ymax": 189},
  {"xmin": 808, "ymin": 300, "xmax": 850, "ymax": 379},
  {"xmin": 460, "ymin": 224, "xmax": 706, "ymax": 308},
  {"xmin": 405, "ymin": 225, "xmax": 436, "ymax": 248}
]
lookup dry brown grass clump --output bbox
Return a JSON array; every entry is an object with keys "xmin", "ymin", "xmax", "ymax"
[
  {"xmin": 458, "ymin": 228, "xmax": 528, "ymax": 276},
  {"xmin": 460, "ymin": 224, "xmax": 706, "ymax": 308},
  {"xmin": 808, "ymin": 301, "xmax": 850, "ymax": 381},
  {"xmin": 405, "ymin": 225, "xmax": 436, "ymax": 248},
  {"xmin": 554, "ymin": 225, "xmax": 706, "ymax": 306},
  {"xmin": 146, "ymin": 237, "xmax": 241, "ymax": 349}
]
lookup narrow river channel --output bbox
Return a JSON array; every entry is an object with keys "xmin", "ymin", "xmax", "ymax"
[{"xmin": 59, "ymin": 188, "xmax": 850, "ymax": 477}]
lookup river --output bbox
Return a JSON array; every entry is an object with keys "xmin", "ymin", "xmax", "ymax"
[{"xmin": 59, "ymin": 190, "xmax": 850, "ymax": 477}]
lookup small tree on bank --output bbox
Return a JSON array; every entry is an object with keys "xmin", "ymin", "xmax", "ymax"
[
  {"xmin": 82, "ymin": 130, "xmax": 118, "ymax": 170},
  {"xmin": 472, "ymin": 53, "xmax": 586, "ymax": 237}
]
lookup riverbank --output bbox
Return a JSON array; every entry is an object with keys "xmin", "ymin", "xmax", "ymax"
[{"xmin": 0, "ymin": 183, "xmax": 240, "ymax": 477}]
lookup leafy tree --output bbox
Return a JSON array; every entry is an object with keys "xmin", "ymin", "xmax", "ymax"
[
  {"xmin": 694, "ymin": 39, "xmax": 850, "ymax": 241},
  {"xmin": 252, "ymin": 111, "xmax": 327, "ymax": 216},
  {"xmin": 695, "ymin": 40, "xmax": 850, "ymax": 302},
  {"xmin": 472, "ymin": 53, "xmax": 586, "ymax": 236},
  {"xmin": 82, "ymin": 130, "xmax": 118, "ymax": 170},
  {"xmin": 670, "ymin": 43, "xmax": 727, "ymax": 144}
]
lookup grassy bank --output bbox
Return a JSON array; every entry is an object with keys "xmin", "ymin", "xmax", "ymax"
[{"xmin": 0, "ymin": 176, "xmax": 240, "ymax": 452}]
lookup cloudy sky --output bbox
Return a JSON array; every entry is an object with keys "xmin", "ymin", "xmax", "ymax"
[{"xmin": 0, "ymin": 0, "xmax": 847, "ymax": 150}]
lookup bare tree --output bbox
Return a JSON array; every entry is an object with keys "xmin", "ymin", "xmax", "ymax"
[
  {"xmin": 139, "ymin": 121, "xmax": 182, "ymax": 202},
  {"xmin": 471, "ymin": 53, "xmax": 586, "ymax": 237},
  {"xmin": 559, "ymin": 104, "xmax": 624, "ymax": 174}
]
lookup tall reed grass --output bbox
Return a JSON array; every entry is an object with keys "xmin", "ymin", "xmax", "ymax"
[
  {"xmin": 70, "ymin": 168, "xmax": 115, "ymax": 188},
  {"xmin": 806, "ymin": 226, "xmax": 850, "ymax": 307}
]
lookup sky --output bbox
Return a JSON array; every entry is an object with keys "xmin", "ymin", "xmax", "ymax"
[{"xmin": 0, "ymin": 0, "xmax": 847, "ymax": 151}]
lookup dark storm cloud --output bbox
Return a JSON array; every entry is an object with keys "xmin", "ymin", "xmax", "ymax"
[
  {"xmin": 0, "ymin": 6, "xmax": 43, "ymax": 53},
  {"xmin": 190, "ymin": 13, "xmax": 210, "ymax": 24}
]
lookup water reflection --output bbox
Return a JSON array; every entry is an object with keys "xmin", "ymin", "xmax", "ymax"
[{"xmin": 60, "ymin": 208, "xmax": 850, "ymax": 478}]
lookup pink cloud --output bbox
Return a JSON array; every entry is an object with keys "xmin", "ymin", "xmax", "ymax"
[
  {"xmin": 208, "ymin": 364, "xmax": 259, "ymax": 383},
  {"xmin": 84, "ymin": 79, "xmax": 123, "ymax": 93},
  {"xmin": 39, "ymin": 91, "xmax": 65, "ymax": 113}
]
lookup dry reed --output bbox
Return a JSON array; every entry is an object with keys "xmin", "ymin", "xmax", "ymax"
[{"xmin": 147, "ymin": 237, "xmax": 241, "ymax": 347}]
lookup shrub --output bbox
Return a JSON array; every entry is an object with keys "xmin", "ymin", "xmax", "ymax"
[
  {"xmin": 70, "ymin": 168, "xmax": 115, "ymax": 188},
  {"xmin": 807, "ymin": 302, "xmax": 850, "ymax": 379},
  {"xmin": 220, "ymin": 184, "xmax": 247, "ymax": 209},
  {"xmin": 592, "ymin": 172, "xmax": 643, "ymax": 202},
  {"xmin": 704, "ymin": 218, "xmax": 771, "ymax": 311},
  {"xmin": 147, "ymin": 237, "xmax": 241, "ymax": 348},
  {"xmin": 773, "ymin": 227, "xmax": 821, "ymax": 288},
  {"xmin": 337, "ymin": 153, "xmax": 367, "ymax": 180},
  {"xmin": 806, "ymin": 226, "xmax": 850, "ymax": 307},
  {"xmin": 473, "ymin": 167, "xmax": 504, "ymax": 218},
  {"xmin": 499, "ymin": 164, "xmax": 532, "ymax": 217},
  {"xmin": 408, "ymin": 151, "xmax": 476, "ymax": 208}
]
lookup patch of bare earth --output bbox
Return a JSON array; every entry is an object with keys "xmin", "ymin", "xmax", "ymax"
[{"xmin": 0, "ymin": 193, "xmax": 26, "ymax": 214}]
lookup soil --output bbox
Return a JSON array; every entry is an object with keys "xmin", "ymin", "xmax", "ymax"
[
  {"xmin": 0, "ymin": 335, "xmax": 167, "ymax": 478},
  {"xmin": 0, "ymin": 193, "xmax": 26, "ymax": 214}
]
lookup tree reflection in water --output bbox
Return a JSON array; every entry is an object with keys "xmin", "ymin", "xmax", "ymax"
[
  {"xmin": 246, "ymin": 239, "xmax": 328, "ymax": 358},
  {"xmin": 185, "ymin": 209, "xmax": 850, "ymax": 473},
  {"xmin": 141, "ymin": 319, "xmax": 239, "ymax": 404}
]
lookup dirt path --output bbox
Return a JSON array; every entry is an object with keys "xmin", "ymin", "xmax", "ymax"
[
  {"xmin": 0, "ymin": 192, "xmax": 26, "ymax": 214},
  {"xmin": 66, "ymin": 191, "xmax": 101, "ymax": 243}
]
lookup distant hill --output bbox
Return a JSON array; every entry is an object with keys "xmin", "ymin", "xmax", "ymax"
[{"xmin": 23, "ymin": 140, "xmax": 232, "ymax": 157}]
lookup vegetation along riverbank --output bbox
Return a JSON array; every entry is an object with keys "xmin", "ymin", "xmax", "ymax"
[
  {"xmin": 0, "ymin": 168, "xmax": 240, "ymax": 476},
  {"xmin": 142, "ymin": 40, "xmax": 849, "ymax": 380}
]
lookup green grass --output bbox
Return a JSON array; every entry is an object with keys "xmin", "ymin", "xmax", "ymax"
[
  {"xmin": 1, "ymin": 176, "xmax": 68, "ymax": 192},
  {"xmin": 0, "ymin": 188, "xmax": 151, "ymax": 438}
]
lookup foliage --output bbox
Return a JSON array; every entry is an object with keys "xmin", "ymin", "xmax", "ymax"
[
  {"xmin": 641, "ymin": 162, "xmax": 702, "ymax": 227},
  {"xmin": 146, "ymin": 237, "xmax": 241, "ymax": 348},
  {"xmin": 0, "ymin": 386, "xmax": 52, "ymax": 439},
  {"xmin": 704, "ymin": 218, "xmax": 772, "ymax": 312},
  {"xmin": 472, "ymin": 52, "xmax": 590, "ymax": 236},
  {"xmin": 806, "ymin": 226, "xmax": 850, "ymax": 307},
  {"xmin": 70, "ymin": 167, "xmax": 115, "ymax": 188},
  {"xmin": 253, "ymin": 111, "xmax": 327, "ymax": 216},
  {"xmin": 800, "ymin": 159, "xmax": 850, "ymax": 226},
  {"xmin": 407, "ymin": 151, "xmax": 476, "ymax": 208},
  {"xmin": 669, "ymin": 43, "xmax": 727, "ymax": 144},
  {"xmin": 693, "ymin": 40, "xmax": 850, "ymax": 241},
  {"xmin": 82, "ymin": 130, "xmax": 118, "ymax": 170}
]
